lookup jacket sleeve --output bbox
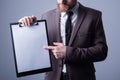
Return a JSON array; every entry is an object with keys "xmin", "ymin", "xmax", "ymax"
[{"xmin": 65, "ymin": 13, "xmax": 108, "ymax": 64}]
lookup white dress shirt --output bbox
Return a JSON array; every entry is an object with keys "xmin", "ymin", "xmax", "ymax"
[{"xmin": 60, "ymin": 2, "xmax": 79, "ymax": 72}]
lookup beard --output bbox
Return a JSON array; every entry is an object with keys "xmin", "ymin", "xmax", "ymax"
[{"xmin": 57, "ymin": 3, "xmax": 70, "ymax": 12}]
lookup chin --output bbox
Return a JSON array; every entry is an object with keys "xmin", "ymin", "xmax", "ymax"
[
  {"xmin": 58, "ymin": 9, "xmax": 68, "ymax": 12},
  {"xmin": 57, "ymin": 4, "xmax": 69, "ymax": 12}
]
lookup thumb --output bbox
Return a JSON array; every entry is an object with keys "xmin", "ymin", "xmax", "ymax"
[
  {"xmin": 31, "ymin": 15, "xmax": 37, "ymax": 22},
  {"xmin": 53, "ymin": 42, "xmax": 62, "ymax": 46}
]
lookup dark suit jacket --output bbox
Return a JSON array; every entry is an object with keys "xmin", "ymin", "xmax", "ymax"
[{"xmin": 41, "ymin": 3, "xmax": 108, "ymax": 80}]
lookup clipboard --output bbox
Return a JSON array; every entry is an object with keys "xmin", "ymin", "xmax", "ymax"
[{"xmin": 10, "ymin": 20, "xmax": 52, "ymax": 77}]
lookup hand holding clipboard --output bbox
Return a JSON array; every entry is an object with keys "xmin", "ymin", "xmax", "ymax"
[{"xmin": 10, "ymin": 18, "xmax": 52, "ymax": 77}]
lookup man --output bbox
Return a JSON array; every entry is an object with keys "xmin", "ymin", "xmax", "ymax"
[{"xmin": 19, "ymin": 0, "xmax": 108, "ymax": 80}]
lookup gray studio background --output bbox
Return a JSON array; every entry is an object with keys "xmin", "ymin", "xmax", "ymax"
[{"xmin": 0, "ymin": 0, "xmax": 120, "ymax": 80}]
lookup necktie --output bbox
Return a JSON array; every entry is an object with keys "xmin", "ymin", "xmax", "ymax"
[{"xmin": 65, "ymin": 11, "xmax": 73, "ymax": 45}]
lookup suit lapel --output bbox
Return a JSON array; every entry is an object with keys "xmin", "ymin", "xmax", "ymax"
[
  {"xmin": 52, "ymin": 5, "xmax": 86, "ymax": 44},
  {"xmin": 53, "ymin": 9, "xmax": 62, "ymax": 42},
  {"xmin": 69, "ymin": 4, "xmax": 86, "ymax": 45}
]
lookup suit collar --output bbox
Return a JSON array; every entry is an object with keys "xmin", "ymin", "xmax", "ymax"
[{"xmin": 69, "ymin": 3, "xmax": 87, "ymax": 45}]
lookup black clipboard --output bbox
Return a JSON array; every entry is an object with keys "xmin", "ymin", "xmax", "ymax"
[{"xmin": 10, "ymin": 20, "xmax": 52, "ymax": 77}]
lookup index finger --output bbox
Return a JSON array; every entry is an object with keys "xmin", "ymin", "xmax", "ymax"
[{"xmin": 43, "ymin": 45, "xmax": 55, "ymax": 50}]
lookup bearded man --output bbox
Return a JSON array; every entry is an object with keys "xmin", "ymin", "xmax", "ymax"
[{"xmin": 19, "ymin": 0, "xmax": 108, "ymax": 80}]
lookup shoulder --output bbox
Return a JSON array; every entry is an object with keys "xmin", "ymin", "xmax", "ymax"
[
  {"xmin": 41, "ymin": 9, "xmax": 58, "ymax": 18},
  {"xmin": 85, "ymin": 7, "xmax": 101, "ymax": 16},
  {"xmin": 79, "ymin": 3, "xmax": 102, "ymax": 17}
]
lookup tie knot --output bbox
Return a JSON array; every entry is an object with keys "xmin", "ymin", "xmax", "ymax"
[{"xmin": 66, "ymin": 11, "xmax": 73, "ymax": 17}]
